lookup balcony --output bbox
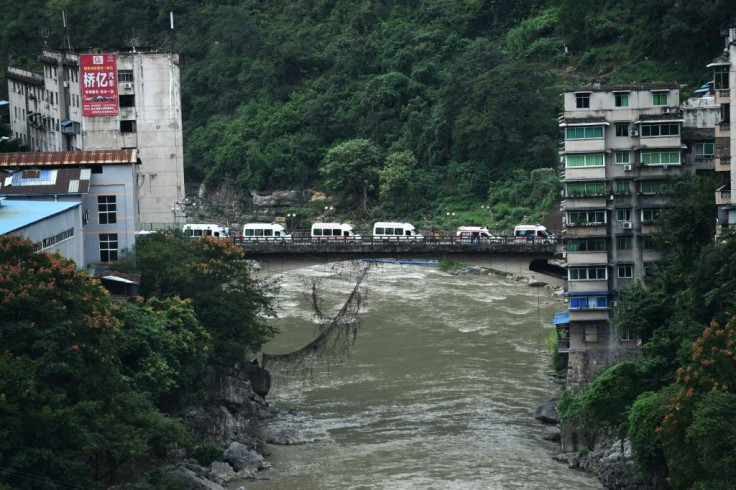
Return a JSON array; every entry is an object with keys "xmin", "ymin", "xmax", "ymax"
[
  {"xmin": 716, "ymin": 156, "xmax": 731, "ymax": 171},
  {"xmin": 716, "ymin": 122, "xmax": 731, "ymax": 138},
  {"xmin": 716, "ymin": 186, "xmax": 733, "ymax": 206},
  {"xmin": 569, "ymin": 308, "xmax": 611, "ymax": 322},
  {"xmin": 715, "ymin": 89, "xmax": 730, "ymax": 104}
]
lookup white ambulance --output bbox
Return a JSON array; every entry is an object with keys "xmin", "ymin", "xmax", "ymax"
[
  {"xmin": 242, "ymin": 222, "xmax": 292, "ymax": 240},
  {"xmin": 372, "ymin": 221, "xmax": 423, "ymax": 239},
  {"xmin": 311, "ymin": 222, "xmax": 361, "ymax": 240},
  {"xmin": 182, "ymin": 223, "xmax": 230, "ymax": 238},
  {"xmin": 513, "ymin": 224, "xmax": 556, "ymax": 244},
  {"xmin": 455, "ymin": 226, "xmax": 500, "ymax": 242}
]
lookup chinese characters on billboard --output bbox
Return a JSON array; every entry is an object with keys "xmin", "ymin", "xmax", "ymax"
[{"xmin": 81, "ymin": 53, "xmax": 118, "ymax": 116}]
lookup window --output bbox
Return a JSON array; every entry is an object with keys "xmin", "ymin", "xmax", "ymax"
[
  {"xmin": 119, "ymin": 95, "xmax": 135, "ymax": 108},
  {"xmin": 641, "ymin": 150, "xmax": 680, "ymax": 165},
  {"xmin": 566, "ymin": 181, "xmax": 606, "ymax": 196},
  {"xmin": 99, "ymin": 234, "xmax": 119, "ymax": 262},
  {"xmin": 567, "ymin": 238, "xmax": 606, "ymax": 252},
  {"xmin": 614, "ymin": 92, "xmax": 629, "ymax": 107},
  {"xmin": 118, "ymin": 70, "xmax": 134, "ymax": 82},
  {"xmin": 617, "ymin": 236, "xmax": 632, "ymax": 250},
  {"xmin": 642, "ymin": 236, "xmax": 657, "ymax": 250},
  {"xmin": 695, "ymin": 143, "xmax": 714, "ymax": 159},
  {"xmin": 640, "ymin": 180, "xmax": 672, "ymax": 194},
  {"xmin": 641, "ymin": 208, "xmax": 663, "ymax": 223},
  {"xmin": 98, "ymin": 195, "xmax": 117, "ymax": 224},
  {"xmin": 568, "ymin": 266, "xmax": 607, "ymax": 281},
  {"xmin": 567, "ymin": 210, "xmax": 606, "ymax": 225},
  {"xmin": 640, "ymin": 123, "xmax": 680, "ymax": 137},
  {"xmin": 614, "ymin": 180, "xmax": 631, "ymax": 195},
  {"xmin": 565, "ymin": 126, "xmax": 604, "ymax": 139},
  {"xmin": 652, "ymin": 92, "xmax": 668, "ymax": 106},
  {"xmin": 714, "ymin": 66, "xmax": 729, "ymax": 90},
  {"xmin": 615, "ymin": 123, "xmax": 629, "ymax": 137},
  {"xmin": 570, "ymin": 296, "xmax": 608, "ymax": 309},
  {"xmin": 620, "ymin": 328, "xmax": 635, "ymax": 341},
  {"xmin": 584, "ymin": 325, "xmax": 598, "ymax": 342},
  {"xmin": 616, "ymin": 208, "xmax": 632, "ymax": 222},
  {"xmin": 618, "ymin": 264, "xmax": 634, "ymax": 278},
  {"xmin": 615, "ymin": 151, "xmax": 630, "ymax": 164},
  {"xmin": 566, "ymin": 153, "xmax": 605, "ymax": 167},
  {"xmin": 120, "ymin": 120, "xmax": 136, "ymax": 133},
  {"xmin": 575, "ymin": 92, "xmax": 591, "ymax": 108}
]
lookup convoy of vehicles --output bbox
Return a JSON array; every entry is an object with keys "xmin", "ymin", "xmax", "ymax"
[{"xmin": 181, "ymin": 221, "xmax": 557, "ymax": 245}]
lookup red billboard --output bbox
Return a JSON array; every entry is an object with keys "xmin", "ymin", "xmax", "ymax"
[{"xmin": 80, "ymin": 53, "xmax": 118, "ymax": 116}]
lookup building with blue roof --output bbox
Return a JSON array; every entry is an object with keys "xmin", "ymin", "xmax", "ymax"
[{"xmin": 0, "ymin": 197, "xmax": 83, "ymax": 265}]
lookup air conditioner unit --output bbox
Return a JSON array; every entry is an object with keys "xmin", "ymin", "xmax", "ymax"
[
  {"xmin": 609, "ymin": 301, "xmax": 617, "ymax": 307},
  {"xmin": 622, "ymin": 221, "xmax": 633, "ymax": 230},
  {"xmin": 661, "ymin": 106, "xmax": 670, "ymax": 114},
  {"xmin": 123, "ymin": 82, "xmax": 133, "ymax": 89},
  {"xmin": 630, "ymin": 130, "xmax": 639, "ymax": 137},
  {"xmin": 63, "ymin": 81, "xmax": 69, "ymax": 88},
  {"xmin": 624, "ymin": 164, "xmax": 632, "ymax": 171}
]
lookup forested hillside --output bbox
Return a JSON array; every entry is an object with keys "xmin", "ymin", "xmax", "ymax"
[{"xmin": 2, "ymin": 0, "xmax": 735, "ymax": 223}]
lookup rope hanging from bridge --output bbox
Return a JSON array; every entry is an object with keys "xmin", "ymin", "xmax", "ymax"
[{"xmin": 261, "ymin": 261, "xmax": 373, "ymax": 373}]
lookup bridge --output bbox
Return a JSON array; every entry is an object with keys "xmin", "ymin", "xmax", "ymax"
[{"xmin": 232, "ymin": 232, "xmax": 565, "ymax": 278}]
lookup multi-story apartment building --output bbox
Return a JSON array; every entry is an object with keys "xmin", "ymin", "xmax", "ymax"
[
  {"xmin": 708, "ymin": 26, "xmax": 736, "ymax": 234},
  {"xmin": 558, "ymin": 83, "xmax": 713, "ymax": 392},
  {"xmin": 6, "ymin": 49, "xmax": 184, "ymax": 229}
]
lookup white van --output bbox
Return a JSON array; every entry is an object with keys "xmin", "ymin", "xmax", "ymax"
[
  {"xmin": 456, "ymin": 226, "xmax": 500, "ymax": 242},
  {"xmin": 311, "ymin": 222, "xmax": 361, "ymax": 240},
  {"xmin": 372, "ymin": 221, "xmax": 423, "ymax": 240},
  {"xmin": 182, "ymin": 223, "xmax": 230, "ymax": 238},
  {"xmin": 242, "ymin": 222, "xmax": 292, "ymax": 240},
  {"xmin": 513, "ymin": 224, "xmax": 556, "ymax": 244}
]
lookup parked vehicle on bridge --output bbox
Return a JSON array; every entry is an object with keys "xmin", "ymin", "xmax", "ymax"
[
  {"xmin": 242, "ymin": 222, "xmax": 292, "ymax": 240},
  {"xmin": 455, "ymin": 226, "xmax": 501, "ymax": 243},
  {"xmin": 311, "ymin": 222, "xmax": 362, "ymax": 240},
  {"xmin": 372, "ymin": 221, "xmax": 423, "ymax": 239},
  {"xmin": 182, "ymin": 223, "xmax": 230, "ymax": 238},
  {"xmin": 513, "ymin": 224, "xmax": 556, "ymax": 244}
]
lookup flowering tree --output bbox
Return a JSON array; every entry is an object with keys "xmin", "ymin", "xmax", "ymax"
[
  {"xmin": 658, "ymin": 316, "xmax": 736, "ymax": 488},
  {"xmin": 0, "ymin": 235, "xmax": 187, "ymax": 487}
]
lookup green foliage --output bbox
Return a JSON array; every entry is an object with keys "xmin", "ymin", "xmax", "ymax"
[
  {"xmin": 0, "ymin": 235, "xmax": 190, "ymax": 488},
  {"xmin": 320, "ymin": 138, "xmax": 383, "ymax": 211},
  {"xmin": 135, "ymin": 233, "xmax": 278, "ymax": 369},
  {"xmin": 193, "ymin": 443, "xmax": 224, "ymax": 467},
  {"xmin": 627, "ymin": 388, "xmax": 672, "ymax": 478}
]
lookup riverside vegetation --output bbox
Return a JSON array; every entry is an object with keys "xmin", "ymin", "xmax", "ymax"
[{"xmin": 3, "ymin": 1, "xmax": 736, "ymax": 488}]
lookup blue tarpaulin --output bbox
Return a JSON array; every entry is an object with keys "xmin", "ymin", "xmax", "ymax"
[
  {"xmin": 60, "ymin": 119, "xmax": 73, "ymax": 127},
  {"xmin": 553, "ymin": 311, "xmax": 570, "ymax": 324}
]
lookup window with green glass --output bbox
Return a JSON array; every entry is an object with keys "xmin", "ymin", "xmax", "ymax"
[
  {"xmin": 640, "ymin": 180, "xmax": 672, "ymax": 194},
  {"xmin": 615, "ymin": 123, "xmax": 629, "ymax": 137},
  {"xmin": 615, "ymin": 151, "xmax": 630, "ymax": 164},
  {"xmin": 566, "ymin": 153, "xmax": 605, "ymax": 167},
  {"xmin": 641, "ymin": 123, "xmax": 680, "ymax": 137},
  {"xmin": 566, "ymin": 181, "xmax": 606, "ymax": 196},
  {"xmin": 566, "ymin": 126, "xmax": 604, "ymax": 139},
  {"xmin": 616, "ymin": 208, "xmax": 632, "ymax": 221},
  {"xmin": 652, "ymin": 92, "xmax": 668, "ymax": 106},
  {"xmin": 617, "ymin": 236, "xmax": 632, "ymax": 250},
  {"xmin": 568, "ymin": 210, "xmax": 606, "ymax": 225},
  {"xmin": 615, "ymin": 180, "xmax": 631, "ymax": 194},
  {"xmin": 641, "ymin": 150, "xmax": 680, "ymax": 165},
  {"xmin": 641, "ymin": 208, "xmax": 663, "ymax": 222},
  {"xmin": 567, "ymin": 238, "xmax": 607, "ymax": 252},
  {"xmin": 715, "ymin": 66, "xmax": 729, "ymax": 90},
  {"xmin": 695, "ymin": 143, "xmax": 714, "ymax": 159},
  {"xmin": 614, "ymin": 92, "xmax": 629, "ymax": 107}
]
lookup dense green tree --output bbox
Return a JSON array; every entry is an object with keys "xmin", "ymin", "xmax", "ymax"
[
  {"xmin": 135, "ymin": 233, "xmax": 277, "ymax": 370},
  {"xmin": 0, "ymin": 235, "xmax": 188, "ymax": 488},
  {"xmin": 319, "ymin": 138, "xmax": 383, "ymax": 211}
]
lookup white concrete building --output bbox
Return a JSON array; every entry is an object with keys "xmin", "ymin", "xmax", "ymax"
[
  {"xmin": 6, "ymin": 49, "xmax": 184, "ymax": 229},
  {"xmin": 557, "ymin": 83, "xmax": 712, "ymax": 391}
]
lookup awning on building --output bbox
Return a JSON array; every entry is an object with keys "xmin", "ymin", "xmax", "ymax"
[
  {"xmin": 567, "ymin": 290, "xmax": 615, "ymax": 297},
  {"xmin": 553, "ymin": 311, "xmax": 570, "ymax": 325},
  {"xmin": 0, "ymin": 100, "xmax": 9, "ymax": 106},
  {"xmin": 60, "ymin": 119, "xmax": 73, "ymax": 127},
  {"xmin": 693, "ymin": 83, "xmax": 711, "ymax": 94}
]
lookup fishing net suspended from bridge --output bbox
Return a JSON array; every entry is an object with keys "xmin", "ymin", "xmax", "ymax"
[{"xmin": 261, "ymin": 261, "xmax": 373, "ymax": 374}]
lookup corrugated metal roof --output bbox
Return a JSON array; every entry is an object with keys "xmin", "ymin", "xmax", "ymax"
[
  {"xmin": 0, "ymin": 168, "xmax": 90, "ymax": 196},
  {"xmin": 0, "ymin": 149, "xmax": 139, "ymax": 168},
  {"xmin": 0, "ymin": 199, "xmax": 80, "ymax": 235}
]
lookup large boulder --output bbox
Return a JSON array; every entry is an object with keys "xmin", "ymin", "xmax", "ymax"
[
  {"xmin": 534, "ymin": 398, "xmax": 559, "ymax": 424},
  {"xmin": 167, "ymin": 466, "xmax": 227, "ymax": 490},
  {"xmin": 223, "ymin": 442, "xmax": 269, "ymax": 476},
  {"xmin": 251, "ymin": 190, "xmax": 309, "ymax": 208}
]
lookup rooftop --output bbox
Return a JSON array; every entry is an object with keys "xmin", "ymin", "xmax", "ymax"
[
  {"xmin": 0, "ymin": 198, "xmax": 80, "ymax": 235},
  {"xmin": 0, "ymin": 150, "xmax": 139, "ymax": 168}
]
